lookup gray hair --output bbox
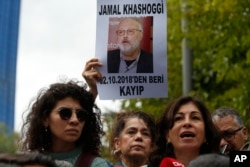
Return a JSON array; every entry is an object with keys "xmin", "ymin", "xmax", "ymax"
[
  {"xmin": 55, "ymin": 160, "xmax": 73, "ymax": 167},
  {"xmin": 119, "ymin": 17, "xmax": 143, "ymax": 31},
  {"xmin": 212, "ymin": 106, "xmax": 244, "ymax": 126},
  {"xmin": 189, "ymin": 153, "xmax": 229, "ymax": 167}
]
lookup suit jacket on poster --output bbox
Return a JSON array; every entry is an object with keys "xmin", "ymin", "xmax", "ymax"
[{"xmin": 107, "ymin": 49, "xmax": 153, "ymax": 73}]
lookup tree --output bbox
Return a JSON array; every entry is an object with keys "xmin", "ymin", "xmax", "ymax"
[
  {"xmin": 0, "ymin": 123, "xmax": 19, "ymax": 153},
  {"xmin": 186, "ymin": 0, "xmax": 250, "ymax": 120},
  {"xmin": 115, "ymin": 0, "xmax": 250, "ymax": 125}
]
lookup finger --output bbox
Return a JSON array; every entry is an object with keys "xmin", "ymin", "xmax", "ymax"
[
  {"xmin": 83, "ymin": 68, "xmax": 102, "ymax": 80},
  {"xmin": 94, "ymin": 71, "xmax": 103, "ymax": 81},
  {"xmin": 85, "ymin": 60, "xmax": 102, "ymax": 71}
]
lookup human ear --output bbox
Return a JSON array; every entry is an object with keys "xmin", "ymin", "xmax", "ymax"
[
  {"xmin": 242, "ymin": 127, "xmax": 249, "ymax": 140},
  {"xmin": 114, "ymin": 137, "xmax": 121, "ymax": 151},
  {"xmin": 42, "ymin": 116, "xmax": 49, "ymax": 127},
  {"xmin": 165, "ymin": 132, "xmax": 171, "ymax": 143}
]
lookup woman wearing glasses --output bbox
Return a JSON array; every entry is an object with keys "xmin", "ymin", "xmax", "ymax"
[
  {"xmin": 212, "ymin": 106, "xmax": 250, "ymax": 156},
  {"xmin": 20, "ymin": 79, "xmax": 111, "ymax": 167}
]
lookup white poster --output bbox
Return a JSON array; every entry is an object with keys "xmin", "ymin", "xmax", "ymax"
[{"xmin": 95, "ymin": 0, "xmax": 167, "ymax": 100}]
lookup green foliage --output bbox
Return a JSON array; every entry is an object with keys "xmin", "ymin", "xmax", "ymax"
[
  {"xmin": 0, "ymin": 123, "xmax": 19, "ymax": 153},
  {"xmin": 186, "ymin": 0, "xmax": 250, "ymax": 116},
  {"xmin": 100, "ymin": 111, "xmax": 117, "ymax": 163},
  {"xmin": 111, "ymin": 0, "xmax": 250, "ymax": 124}
]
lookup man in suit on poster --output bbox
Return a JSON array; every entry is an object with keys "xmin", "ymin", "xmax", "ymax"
[{"xmin": 107, "ymin": 17, "xmax": 153, "ymax": 73}]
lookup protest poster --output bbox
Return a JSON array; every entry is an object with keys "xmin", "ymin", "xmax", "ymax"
[{"xmin": 95, "ymin": 0, "xmax": 167, "ymax": 99}]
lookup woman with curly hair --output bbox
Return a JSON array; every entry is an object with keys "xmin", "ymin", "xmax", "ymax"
[{"xmin": 20, "ymin": 79, "xmax": 111, "ymax": 167}]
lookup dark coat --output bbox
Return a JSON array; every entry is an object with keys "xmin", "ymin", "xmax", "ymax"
[{"xmin": 107, "ymin": 49, "xmax": 153, "ymax": 73}]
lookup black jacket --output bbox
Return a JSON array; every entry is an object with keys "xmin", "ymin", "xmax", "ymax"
[{"xmin": 107, "ymin": 49, "xmax": 153, "ymax": 73}]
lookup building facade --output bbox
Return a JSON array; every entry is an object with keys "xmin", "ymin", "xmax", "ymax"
[{"xmin": 0, "ymin": 0, "xmax": 21, "ymax": 131}]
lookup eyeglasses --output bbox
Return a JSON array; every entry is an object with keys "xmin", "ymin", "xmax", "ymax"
[
  {"xmin": 58, "ymin": 107, "xmax": 88, "ymax": 122},
  {"xmin": 116, "ymin": 29, "xmax": 142, "ymax": 36},
  {"xmin": 221, "ymin": 127, "xmax": 243, "ymax": 141}
]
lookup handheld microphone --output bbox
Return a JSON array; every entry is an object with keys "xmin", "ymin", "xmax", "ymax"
[{"xmin": 160, "ymin": 157, "xmax": 185, "ymax": 167}]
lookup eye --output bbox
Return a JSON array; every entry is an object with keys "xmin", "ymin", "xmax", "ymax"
[
  {"xmin": 116, "ymin": 30, "xmax": 124, "ymax": 35},
  {"xmin": 142, "ymin": 131, "xmax": 150, "ymax": 136},
  {"xmin": 224, "ymin": 132, "xmax": 234, "ymax": 137},
  {"xmin": 127, "ymin": 130, "xmax": 136, "ymax": 135},
  {"xmin": 174, "ymin": 116, "xmax": 182, "ymax": 121},
  {"xmin": 192, "ymin": 116, "xmax": 201, "ymax": 120},
  {"xmin": 76, "ymin": 109, "xmax": 88, "ymax": 122},
  {"xmin": 127, "ymin": 29, "xmax": 134, "ymax": 33}
]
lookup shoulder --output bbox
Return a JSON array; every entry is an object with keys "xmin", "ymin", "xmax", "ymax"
[
  {"xmin": 189, "ymin": 153, "xmax": 229, "ymax": 167},
  {"xmin": 241, "ymin": 141, "xmax": 250, "ymax": 151},
  {"xmin": 107, "ymin": 49, "xmax": 120, "ymax": 64},
  {"xmin": 140, "ymin": 49, "xmax": 152, "ymax": 57},
  {"xmin": 112, "ymin": 161, "xmax": 123, "ymax": 167},
  {"xmin": 139, "ymin": 50, "xmax": 153, "ymax": 62},
  {"xmin": 91, "ymin": 157, "xmax": 113, "ymax": 167},
  {"xmin": 108, "ymin": 49, "xmax": 120, "ymax": 56},
  {"xmin": 55, "ymin": 160, "xmax": 73, "ymax": 167}
]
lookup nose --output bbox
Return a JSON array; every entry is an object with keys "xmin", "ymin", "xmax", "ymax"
[
  {"xmin": 134, "ymin": 132, "xmax": 143, "ymax": 141},
  {"xmin": 122, "ymin": 31, "xmax": 129, "ymax": 37},
  {"xmin": 220, "ymin": 139, "xmax": 229, "ymax": 154},
  {"xmin": 220, "ymin": 138, "xmax": 229, "ymax": 147},
  {"xmin": 69, "ymin": 112, "xmax": 79, "ymax": 124},
  {"xmin": 183, "ymin": 117, "xmax": 192, "ymax": 127},
  {"xmin": 122, "ymin": 35, "xmax": 128, "ymax": 39}
]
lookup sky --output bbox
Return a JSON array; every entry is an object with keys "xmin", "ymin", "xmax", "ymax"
[{"xmin": 15, "ymin": 0, "xmax": 120, "ymax": 131}]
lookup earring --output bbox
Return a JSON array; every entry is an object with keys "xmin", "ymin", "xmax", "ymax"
[
  {"xmin": 44, "ymin": 126, "xmax": 48, "ymax": 132},
  {"xmin": 113, "ymin": 149, "xmax": 121, "ymax": 156},
  {"xmin": 166, "ymin": 141, "xmax": 171, "ymax": 145}
]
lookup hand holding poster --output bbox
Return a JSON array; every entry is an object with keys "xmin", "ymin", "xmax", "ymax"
[{"xmin": 95, "ymin": 0, "xmax": 167, "ymax": 100}]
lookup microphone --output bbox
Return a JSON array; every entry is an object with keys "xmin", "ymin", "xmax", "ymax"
[
  {"xmin": 160, "ymin": 157, "xmax": 185, "ymax": 167},
  {"xmin": 221, "ymin": 144, "xmax": 228, "ymax": 154}
]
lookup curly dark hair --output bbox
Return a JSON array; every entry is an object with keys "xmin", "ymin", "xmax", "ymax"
[
  {"xmin": 0, "ymin": 152, "xmax": 58, "ymax": 167},
  {"xmin": 20, "ymin": 79, "xmax": 104, "ymax": 155},
  {"xmin": 109, "ymin": 110, "xmax": 156, "ymax": 160},
  {"xmin": 149, "ymin": 96, "xmax": 221, "ymax": 167}
]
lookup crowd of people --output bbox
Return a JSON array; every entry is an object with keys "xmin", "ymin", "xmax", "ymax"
[{"xmin": 1, "ymin": 58, "xmax": 249, "ymax": 167}]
